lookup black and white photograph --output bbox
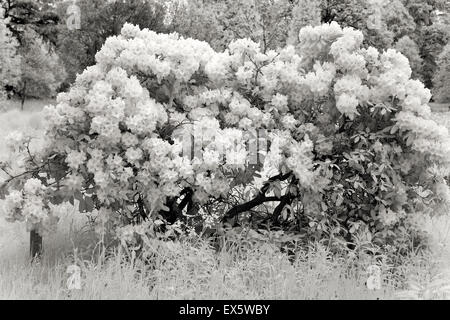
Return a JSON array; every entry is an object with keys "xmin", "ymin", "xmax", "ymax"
[{"xmin": 0, "ymin": 0, "xmax": 450, "ymax": 304}]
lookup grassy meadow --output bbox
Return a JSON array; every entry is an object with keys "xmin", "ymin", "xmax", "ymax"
[{"xmin": 0, "ymin": 99, "xmax": 450, "ymax": 300}]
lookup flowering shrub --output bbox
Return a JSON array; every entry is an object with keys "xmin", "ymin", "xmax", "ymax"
[{"xmin": 1, "ymin": 22, "xmax": 449, "ymax": 253}]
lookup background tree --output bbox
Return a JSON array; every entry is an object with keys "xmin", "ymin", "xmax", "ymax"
[
  {"xmin": 215, "ymin": 0, "xmax": 293, "ymax": 52},
  {"xmin": 435, "ymin": 0, "xmax": 450, "ymax": 25},
  {"xmin": 17, "ymin": 28, "xmax": 66, "ymax": 109},
  {"xmin": 287, "ymin": 0, "xmax": 321, "ymax": 46},
  {"xmin": 416, "ymin": 24, "xmax": 450, "ymax": 89},
  {"xmin": 55, "ymin": 0, "xmax": 167, "ymax": 87},
  {"xmin": 169, "ymin": 0, "xmax": 293, "ymax": 52},
  {"xmin": 384, "ymin": 0, "xmax": 416, "ymax": 40},
  {"xmin": 403, "ymin": 0, "xmax": 450, "ymax": 90},
  {"xmin": 395, "ymin": 35, "xmax": 423, "ymax": 81},
  {"xmin": 0, "ymin": 0, "xmax": 59, "ymax": 45},
  {"xmin": 167, "ymin": 0, "xmax": 226, "ymax": 50},
  {"xmin": 0, "ymin": 7, "xmax": 20, "ymax": 101},
  {"xmin": 404, "ymin": 0, "xmax": 441, "ymax": 27},
  {"xmin": 433, "ymin": 43, "xmax": 450, "ymax": 103},
  {"xmin": 320, "ymin": 0, "xmax": 395, "ymax": 49}
]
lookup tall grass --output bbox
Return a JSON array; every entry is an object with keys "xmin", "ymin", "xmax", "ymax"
[
  {"xmin": 0, "ymin": 233, "xmax": 398, "ymax": 300},
  {"xmin": 0, "ymin": 200, "xmax": 399, "ymax": 300},
  {"xmin": 1, "ymin": 101, "xmax": 450, "ymax": 300},
  {"xmin": 2, "ymin": 222, "xmax": 448, "ymax": 300},
  {"xmin": 1, "ymin": 206, "xmax": 447, "ymax": 301}
]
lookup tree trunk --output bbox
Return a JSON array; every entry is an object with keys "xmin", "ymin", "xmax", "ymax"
[
  {"xmin": 21, "ymin": 81, "xmax": 26, "ymax": 111},
  {"xmin": 30, "ymin": 229, "xmax": 42, "ymax": 260}
]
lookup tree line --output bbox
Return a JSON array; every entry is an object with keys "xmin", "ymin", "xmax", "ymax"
[{"xmin": 1, "ymin": 0, "xmax": 450, "ymax": 107}]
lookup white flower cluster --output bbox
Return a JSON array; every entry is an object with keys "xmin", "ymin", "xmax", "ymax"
[
  {"xmin": 378, "ymin": 206, "xmax": 403, "ymax": 227},
  {"xmin": 334, "ymin": 75, "xmax": 370, "ymax": 120},
  {"xmin": 297, "ymin": 22, "xmax": 450, "ymax": 171},
  {"xmin": 298, "ymin": 22, "xmax": 343, "ymax": 63},
  {"xmin": 285, "ymin": 135, "xmax": 316, "ymax": 188},
  {"xmin": 302, "ymin": 62, "xmax": 336, "ymax": 97},
  {"xmin": 2, "ymin": 178, "xmax": 56, "ymax": 233}
]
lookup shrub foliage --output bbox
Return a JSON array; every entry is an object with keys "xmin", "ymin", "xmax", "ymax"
[{"xmin": 1, "ymin": 23, "xmax": 450, "ymax": 253}]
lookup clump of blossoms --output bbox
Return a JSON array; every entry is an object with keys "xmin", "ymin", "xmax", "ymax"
[
  {"xmin": 1, "ymin": 22, "xmax": 449, "ymax": 253},
  {"xmin": 2, "ymin": 178, "xmax": 58, "ymax": 234}
]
